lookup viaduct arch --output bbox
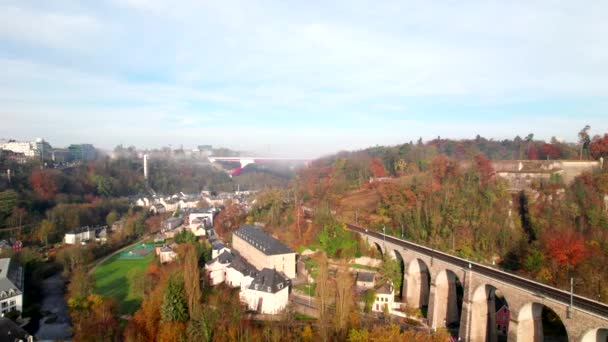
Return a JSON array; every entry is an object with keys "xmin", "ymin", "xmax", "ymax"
[{"xmin": 354, "ymin": 224, "xmax": 608, "ymax": 341}]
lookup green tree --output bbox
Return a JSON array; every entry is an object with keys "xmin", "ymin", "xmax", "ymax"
[
  {"xmin": 106, "ymin": 210, "xmax": 119, "ymax": 227},
  {"xmin": 161, "ymin": 273, "xmax": 189, "ymax": 322},
  {"xmin": 380, "ymin": 256, "xmax": 402, "ymax": 293}
]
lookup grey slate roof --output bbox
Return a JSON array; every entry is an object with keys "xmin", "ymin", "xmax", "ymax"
[
  {"xmin": 357, "ymin": 271, "xmax": 375, "ymax": 283},
  {"xmin": 228, "ymin": 254, "xmax": 258, "ymax": 278},
  {"xmin": 212, "ymin": 241, "xmax": 225, "ymax": 250},
  {"xmin": 0, "ymin": 258, "xmax": 22, "ymax": 299},
  {"xmin": 205, "ymin": 250, "xmax": 234, "ymax": 266},
  {"xmin": 376, "ymin": 282, "xmax": 393, "ymax": 295},
  {"xmin": 248, "ymin": 268, "xmax": 289, "ymax": 294},
  {"xmin": 0, "ymin": 317, "xmax": 31, "ymax": 342},
  {"xmin": 234, "ymin": 225, "xmax": 293, "ymax": 256}
]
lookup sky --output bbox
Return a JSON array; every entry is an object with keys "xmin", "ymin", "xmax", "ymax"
[{"xmin": 1, "ymin": 0, "xmax": 607, "ymax": 158}]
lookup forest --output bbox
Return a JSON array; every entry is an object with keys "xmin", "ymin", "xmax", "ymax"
[{"xmin": 251, "ymin": 130, "xmax": 608, "ymax": 304}]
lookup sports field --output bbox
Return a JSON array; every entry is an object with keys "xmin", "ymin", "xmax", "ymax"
[{"xmin": 94, "ymin": 250, "xmax": 155, "ymax": 314}]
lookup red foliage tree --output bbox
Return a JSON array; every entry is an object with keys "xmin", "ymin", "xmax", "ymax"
[
  {"xmin": 540, "ymin": 143, "xmax": 561, "ymax": 160},
  {"xmin": 589, "ymin": 134, "xmax": 608, "ymax": 160},
  {"xmin": 29, "ymin": 170, "xmax": 59, "ymax": 200},
  {"xmin": 527, "ymin": 144, "xmax": 539, "ymax": 160},
  {"xmin": 369, "ymin": 158, "xmax": 387, "ymax": 178},
  {"xmin": 545, "ymin": 233, "xmax": 588, "ymax": 269},
  {"xmin": 473, "ymin": 154, "xmax": 494, "ymax": 185}
]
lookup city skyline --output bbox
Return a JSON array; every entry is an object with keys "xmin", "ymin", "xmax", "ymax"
[{"xmin": 1, "ymin": 0, "xmax": 607, "ymax": 157}]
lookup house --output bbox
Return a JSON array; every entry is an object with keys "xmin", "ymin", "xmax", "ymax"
[
  {"xmin": 111, "ymin": 219, "xmax": 126, "ymax": 232},
  {"xmin": 226, "ymin": 254, "xmax": 258, "ymax": 289},
  {"xmin": 158, "ymin": 245, "xmax": 178, "ymax": 264},
  {"xmin": 191, "ymin": 223, "xmax": 207, "ymax": 237},
  {"xmin": 240, "ymin": 268, "xmax": 290, "ymax": 314},
  {"xmin": 0, "ymin": 317, "xmax": 33, "ymax": 342},
  {"xmin": 496, "ymin": 304, "xmax": 510, "ymax": 335},
  {"xmin": 356, "ymin": 272, "xmax": 376, "ymax": 289},
  {"xmin": 373, "ymin": 282, "xmax": 394, "ymax": 313},
  {"xmin": 64, "ymin": 225, "xmax": 107, "ymax": 245},
  {"xmin": 160, "ymin": 198, "xmax": 180, "ymax": 212},
  {"xmin": 135, "ymin": 197, "xmax": 151, "ymax": 207},
  {"xmin": 189, "ymin": 209, "xmax": 215, "ymax": 228},
  {"xmin": 149, "ymin": 203, "xmax": 166, "ymax": 214},
  {"xmin": 232, "ymin": 225, "xmax": 296, "ymax": 279},
  {"xmin": 162, "ymin": 217, "xmax": 183, "ymax": 232},
  {"xmin": 211, "ymin": 241, "xmax": 230, "ymax": 259},
  {"xmin": 0, "ymin": 258, "xmax": 23, "ymax": 315},
  {"xmin": 205, "ymin": 251, "xmax": 234, "ymax": 286},
  {"xmin": 95, "ymin": 227, "xmax": 108, "ymax": 243}
]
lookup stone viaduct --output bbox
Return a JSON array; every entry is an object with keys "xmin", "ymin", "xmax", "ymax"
[{"xmin": 347, "ymin": 224, "xmax": 608, "ymax": 342}]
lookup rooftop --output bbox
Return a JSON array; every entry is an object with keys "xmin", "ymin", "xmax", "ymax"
[
  {"xmin": 234, "ymin": 225, "xmax": 293, "ymax": 256},
  {"xmin": 228, "ymin": 254, "xmax": 258, "ymax": 277},
  {"xmin": 357, "ymin": 271, "xmax": 375, "ymax": 283},
  {"xmin": 248, "ymin": 268, "xmax": 289, "ymax": 294},
  {"xmin": 0, "ymin": 258, "xmax": 22, "ymax": 298}
]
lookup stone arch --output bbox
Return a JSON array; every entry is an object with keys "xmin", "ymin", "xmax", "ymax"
[
  {"xmin": 391, "ymin": 249, "xmax": 405, "ymax": 299},
  {"xmin": 581, "ymin": 328, "xmax": 608, "ymax": 342},
  {"xmin": 515, "ymin": 302, "xmax": 568, "ymax": 342},
  {"xmin": 431, "ymin": 269, "xmax": 463, "ymax": 330},
  {"xmin": 371, "ymin": 241, "xmax": 383, "ymax": 258},
  {"xmin": 469, "ymin": 284, "xmax": 510, "ymax": 342},
  {"xmin": 405, "ymin": 258, "xmax": 430, "ymax": 313}
]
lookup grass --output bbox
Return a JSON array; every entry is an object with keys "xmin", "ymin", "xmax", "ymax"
[
  {"xmin": 351, "ymin": 263, "xmax": 379, "ymax": 271},
  {"xmin": 294, "ymin": 312, "xmax": 316, "ymax": 321},
  {"xmin": 94, "ymin": 251, "xmax": 155, "ymax": 315},
  {"xmin": 294, "ymin": 283, "xmax": 316, "ymax": 295}
]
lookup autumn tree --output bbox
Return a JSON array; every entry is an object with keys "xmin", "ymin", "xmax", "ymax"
[
  {"xmin": 314, "ymin": 252, "xmax": 332, "ymax": 340},
  {"xmin": 579, "ymin": 125, "xmax": 591, "ymax": 159},
  {"xmin": 30, "ymin": 169, "xmax": 61, "ymax": 200},
  {"xmin": 334, "ymin": 260, "xmax": 354, "ymax": 337},
  {"xmin": 179, "ymin": 243, "xmax": 202, "ymax": 317},
  {"xmin": 590, "ymin": 134, "xmax": 608, "ymax": 160},
  {"xmin": 369, "ymin": 158, "xmax": 387, "ymax": 178}
]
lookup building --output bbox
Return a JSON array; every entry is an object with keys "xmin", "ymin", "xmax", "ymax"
[
  {"xmin": 211, "ymin": 241, "xmax": 230, "ymax": 259},
  {"xmin": 189, "ymin": 208, "xmax": 215, "ymax": 228},
  {"xmin": 226, "ymin": 254, "xmax": 258, "ymax": 289},
  {"xmin": 240, "ymin": 268, "xmax": 290, "ymax": 314},
  {"xmin": 162, "ymin": 217, "xmax": 183, "ymax": 232},
  {"xmin": 0, "ymin": 317, "xmax": 33, "ymax": 342},
  {"xmin": 232, "ymin": 225, "xmax": 296, "ymax": 279},
  {"xmin": 68, "ymin": 144, "xmax": 97, "ymax": 161},
  {"xmin": 496, "ymin": 305, "xmax": 510, "ymax": 335},
  {"xmin": 150, "ymin": 203, "xmax": 166, "ymax": 214},
  {"xmin": 51, "ymin": 148, "xmax": 71, "ymax": 163},
  {"xmin": 0, "ymin": 258, "xmax": 23, "ymax": 315},
  {"xmin": 156, "ymin": 245, "xmax": 178, "ymax": 264},
  {"xmin": 64, "ymin": 226, "xmax": 107, "ymax": 244},
  {"xmin": 205, "ymin": 251, "xmax": 234, "ymax": 286},
  {"xmin": 373, "ymin": 282, "xmax": 394, "ymax": 313},
  {"xmin": 0, "ymin": 138, "xmax": 52, "ymax": 160},
  {"xmin": 356, "ymin": 272, "xmax": 376, "ymax": 289}
]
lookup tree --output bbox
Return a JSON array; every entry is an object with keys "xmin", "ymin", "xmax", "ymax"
[
  {"xmin": 579, "ymin": 125, "xmax": 591, "ymax": 160},
  {"xmin": 380, "ymin": 256, "xmax": 402, "ymax": 293},
  {"xmin": 590, "ymin": 134, "xmax": 608, "ymax": 160},
  {"xmin": 314, "ymin": 252, "xmax": 332, "ymax": 339},
  {"xmin": 546, "ymin": 233, "xmax": 588, "ymax": 274},
  {"xmin": 334, "ymin": 260, "xmax": 354, "ymax": 336},
  {"xmin": 369, "ymin": 158, "xmax": 387, "ymax": 178},
  {"xmin": 30, "ymin": 170, "xmax": 60, "ymax": 200},
  {"xmin": 106, "ymin": 210, "xmax": 119, "ymax": 227},
  {"xmin": 161, "ymin": 273, "xmax": 189, "ymax": 322},
  {"xmin": 179, "ymin": 244, "xmax": 202, "ymax": 318}
]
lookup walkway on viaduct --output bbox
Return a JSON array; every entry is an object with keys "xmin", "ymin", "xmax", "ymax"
[{"xmin": 347, "ymin": 224, "xmax": 608, "ymax": 342}]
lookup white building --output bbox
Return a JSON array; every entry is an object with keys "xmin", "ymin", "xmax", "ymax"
[
  {"xmin": 372, "ymin": 282, "xmax": 395, "ymax": 313},
  {"xmin": 64, "ymin": 226, "xmax": 105, "ymax": 244},
  {"xmin": 225, "ymin": 255, "xmax": 257, "ymax": 290},
  {"xmin": 211, "ymin": 241, "xmax": 230, "ymax": 259},
  {"xmin": 240, "ymin": 268, "xmax": 289, "ymax": 314},
  {"xmin": 189, "ymin": 209, "xmax": 215, "ymax": 228},
  {"xmin": 0, "ymin": 258, "xmax": 23, "ymax": 315},
  {"xmin": 0, "ymin": 138, "xmax": 51, "ymax": 160},
  {"xmin": 156, "ymin": 245, "xmax": 177, "ymax": 264},
  {"xmin": 205, "ymin": 251, "xmax": 234, "ymax": 286},
  {"xmin": 232, "ymin": 225, "xmax": 296, "ymax": 279}
]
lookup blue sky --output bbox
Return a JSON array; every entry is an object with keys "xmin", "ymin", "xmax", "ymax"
[{"xmin": 1, "ymin": 0, "xmax": 607, "ymax": 157}]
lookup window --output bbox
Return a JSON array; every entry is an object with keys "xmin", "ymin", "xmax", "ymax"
[
  {"xmin": 9, "ymin": 300, "xmax": 15, "ymax": 306},
  {"xmin": 1, "ymin": 302, "xmax": 6, "ymax": 308}
]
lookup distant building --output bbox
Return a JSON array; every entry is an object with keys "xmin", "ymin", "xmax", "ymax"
[
  {"xmin": 232, "ymin": 225, "xmax": 296, "ymax": 279},
  {"xmin": 150, "ymin": 203, "xmax": 166, "ymax": 214},
  {"xmin": 64, "ymin": 225, "xmax": 107, "ymax": 244},
  {"xmin": 68, "ymin": 144, "xmax": 97, "ymax": 161},
  {"xmin": 162, "ymin": 217, "xmax": 183, "ymax": 232},
  {"xmin": 0, "ymin": 138, "xmax": 51, "ymax": 160},
  {"xmin": 0, "ymin": 258, "xmax": 24, "ymax": 315},
  {"xmin": 51, "ymin": 148, "xmax": 71, "ymax": 163},
  {"xmin": 240, "ymin": 268, "xmax": 290, "ymax": 314},
  {"xmin": 496, "ymin": 305, "xmax": 510, "ymax": 335},
  {"xmin": 211, "ymin": 241, "xmax": 230, "ymax": 259}
]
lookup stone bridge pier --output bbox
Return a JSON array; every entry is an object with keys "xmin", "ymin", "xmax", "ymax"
[{"xmin": 364, "ymin": 233, "xmax": 608, "ymax": 342}]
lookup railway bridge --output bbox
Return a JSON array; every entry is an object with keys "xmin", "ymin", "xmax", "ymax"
[{"xmin": 347, "ymin": 224, "xmax": 608, "ymax": 341}]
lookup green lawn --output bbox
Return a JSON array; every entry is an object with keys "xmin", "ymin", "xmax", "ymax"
[
  {"xmin": 351, "ymin": 263, "xmax": 379, "ymax": 271},
  {"xmin": 94, "ymin": 252, "xmax": 155, "ymax": 315}
]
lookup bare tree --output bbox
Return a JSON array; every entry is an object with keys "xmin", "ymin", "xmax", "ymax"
[
  {"xmin": 579, "ymin": 125, "xmax": 591, "ymax": 160},
  {"xmin": 334, "ymin": 260, "xmax": 354, "ymax": 336}
]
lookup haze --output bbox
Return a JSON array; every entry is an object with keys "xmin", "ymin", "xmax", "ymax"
[{"xmin": 1, "ymin": 0, "xmax": 607, "ymax": 157}]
